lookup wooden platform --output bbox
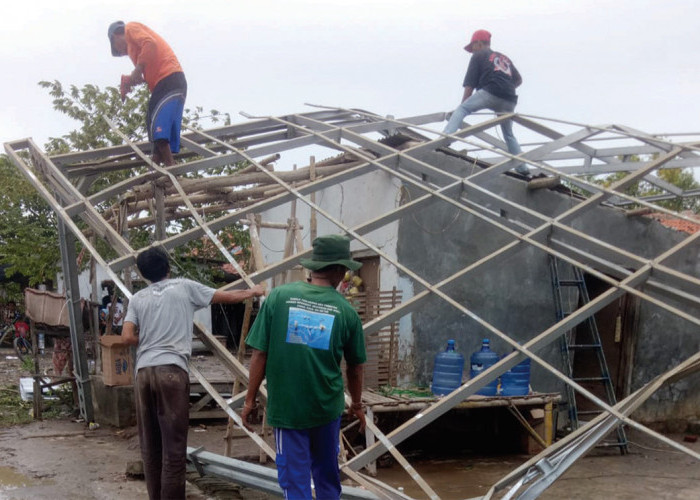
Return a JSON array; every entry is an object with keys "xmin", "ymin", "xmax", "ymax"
[
  {"xmin": 361, "ymin": 389, "xmax": 561, "ymax": 456},
  {"xmin": 361, "ymin": 388, "xmax": 560, "ymax": 412}
]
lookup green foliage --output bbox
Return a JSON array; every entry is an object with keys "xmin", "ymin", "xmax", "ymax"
[
  {"xmin": 169, "ymin": 222, "xmax": 252, "ymax": 287},
  {"xmin": 39, "ymin": 80, "xmax": 231, "ymax": 155},
  {"xmin": 0, "ymin": 155, "xmax": 61, "ymax": 285},
  {"xmin": 40, "ymin": 80, "xmax": 149, "ymax": 154},
  {"xmin": 183, "ymin": 105, "xmax": 231, "ymax": 130},
  {"xmin": 0, "ymin": 382, "xmax": 74, "ymax": 427},
  {"xmin": 651, "ymin": 168, "xmax": 700, "ymax": 212},
  {"xmin": 0, "ymin": 386, "xmax": 33, "ymax": 427},
  {"xmin": 1, "ymin": 80, "xmax": 239, "ymax": 287},
  {"xmin": 0, "ymin": 282, "xmax": 24, "ymax": 304},
  {"xmin": 578, "ymin": 154, "xmax": 700, "ymax": 214},
  {"xmin": 21, "ymin": 356, "xmax": 34, "ymax": 373}
]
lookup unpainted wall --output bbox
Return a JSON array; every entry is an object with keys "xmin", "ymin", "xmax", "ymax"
[
  {"xmin": 258, "ymin": 151, "xmax": 699, "ymax": 423},
  {"xmin": 398, "ymin": 150, "xmax": 700, "ymax": 424}
]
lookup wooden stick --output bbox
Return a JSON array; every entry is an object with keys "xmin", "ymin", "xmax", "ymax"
[
  {"xmin": 310, "ymin": 155, "xmax": 317, "ymax": 241},
  {"xmin": 364, "ymin": 418, "xmax": 440, "ymax": 499},
  {"xmin": 527, "ymin": 175, "xmax": 561, "ymax": 191}
]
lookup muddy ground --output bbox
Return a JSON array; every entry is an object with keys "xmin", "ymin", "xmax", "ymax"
[{"xmin": 1, "ymin": 346, "xmax": 699, "ymax": 499}]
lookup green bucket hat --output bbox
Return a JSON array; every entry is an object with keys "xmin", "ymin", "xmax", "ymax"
[{"xmin": 300, "ymin": 235, "xmax": 362, "ymax": 271}]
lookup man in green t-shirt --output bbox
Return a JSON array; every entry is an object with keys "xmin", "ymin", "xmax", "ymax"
[{"xmin": 242, "ymin": 234, "xmax": 366, "ymax": 500}]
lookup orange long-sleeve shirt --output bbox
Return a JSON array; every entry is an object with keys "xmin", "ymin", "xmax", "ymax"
[{"xmin": 125, "ymin": 22, "xmax": 183, "ymax": 91}]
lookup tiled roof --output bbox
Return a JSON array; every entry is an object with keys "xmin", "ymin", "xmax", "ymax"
[{"xmin": 645, "ymin": 211, "xmax": 700, "ymax": 235}]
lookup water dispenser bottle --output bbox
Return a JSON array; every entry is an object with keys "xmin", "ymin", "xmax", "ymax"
[
  {"xmin": 469, "ymin": 338, "xmax": 500, "ymax": 396},
  {"xmin": 431, "ymin": 339, "xmax": 465, "ymax": 396},
  {"xmin": 500, "ymin": 352, "xmax": 531, "ymax": 396}
]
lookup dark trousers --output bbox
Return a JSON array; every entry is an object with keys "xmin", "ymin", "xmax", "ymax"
[{"xmin": 135, "ymin": 365, "xmax": 190, "ymax": 500}]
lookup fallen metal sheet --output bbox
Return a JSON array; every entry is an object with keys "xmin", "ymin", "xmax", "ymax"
[
  {"xmin": 187, "ymin": 447, "xmax": 389, "ymax": 499},
  {"xmin": 487, "ymin": 350, "xmax": 700, "ymax": 499}
]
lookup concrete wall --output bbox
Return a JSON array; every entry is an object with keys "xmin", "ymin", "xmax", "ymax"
[
  {"xmin": 399, "ymin": 150, "xmax": 700, "ymax": 424},
  {"xmin": 258, "ymin": 150, "xmax": 700, "ymax": 423}
]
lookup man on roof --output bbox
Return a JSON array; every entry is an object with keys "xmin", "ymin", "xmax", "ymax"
[
  {"xmin": 444, "ymin": 29, "xmax": 529, "ymax": 176},
  {"xmin": 108, "ymin": 21, "xmax": 186, "ymax": 167}
]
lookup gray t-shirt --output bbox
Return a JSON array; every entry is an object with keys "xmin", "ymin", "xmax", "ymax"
[{"xmin": 125, "ymin": 278, "xmax": 215, "ymax": 372}]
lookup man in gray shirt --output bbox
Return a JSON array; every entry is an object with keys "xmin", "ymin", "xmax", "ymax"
[{"xmin": 122, "ymin": 247, "xmax": 264, "ymax": 500}]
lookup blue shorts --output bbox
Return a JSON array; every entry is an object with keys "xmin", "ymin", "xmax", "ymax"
[
  {"xmin": 274, "ymin": 417, "xmax": 341, "ymax": 500},
  {"xmin": 146, "ymin": 72, "xmax": 187, "ymax": 154}
]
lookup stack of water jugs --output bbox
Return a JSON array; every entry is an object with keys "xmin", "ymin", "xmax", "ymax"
[{"xmin": 431, "ymin": 339, "xmax": 531, "ymax": 396}]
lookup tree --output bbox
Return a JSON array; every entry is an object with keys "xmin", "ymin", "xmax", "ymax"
[
  {"xmin": 0, "ymin": 80, "xmax": 240, "ymax": 287},
  {"xmin": 0, "ymin": 155, "xmax": 59, "ymax": 286},
  {"xmin": 577, "ymin": 154, "xmax": 700, "ymax": 214},
  {"xmin": 39, "ymin": 80, "xmax": 231, "ymax": 155}
]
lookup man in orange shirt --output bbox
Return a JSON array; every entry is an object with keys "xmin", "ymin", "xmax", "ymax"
[{"xmin": 108, "ymin": 21, "xmax": 187, "ymax": 166}]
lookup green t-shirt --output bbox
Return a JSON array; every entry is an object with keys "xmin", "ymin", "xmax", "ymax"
[{"xmin": 246, "ymin": 281, "xmax": 367, "ymax": 429}]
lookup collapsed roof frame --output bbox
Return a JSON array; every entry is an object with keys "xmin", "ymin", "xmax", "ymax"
[{"xmin": 5, "ymin": 105, "xmax": 700, "ymax": 499}]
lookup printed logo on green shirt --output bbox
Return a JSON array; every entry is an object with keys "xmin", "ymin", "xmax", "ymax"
[{"xmin": 286, "ymin": 306, "xmax": 335, "ymax": 350}]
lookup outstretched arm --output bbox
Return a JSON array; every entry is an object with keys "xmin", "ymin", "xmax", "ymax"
[{"xmin": 212, "ymin": 284, "xmax": 265, "ymax": 304}]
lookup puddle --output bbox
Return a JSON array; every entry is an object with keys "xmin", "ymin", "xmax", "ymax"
[
  {"xmin": 375, "ymin": 455, "xmax": 527, "ymax": 498},
  {"xmin": 0, "ymin": 466, "xmax": 42, "ymax": 491}
]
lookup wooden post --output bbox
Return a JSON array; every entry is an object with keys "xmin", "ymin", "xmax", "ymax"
[
  {"xmin": 388, "ymin": 287, "xmax": 398, "ymax": 386},
  {"xmin": 247, "ymin": 214, "xmax": 265, "ymax": 274},
  {"xmin": 155, "ymin": 181, "xmax": 166, "ymax": 240},
  {"xmin": 284, "ymin": 165, "xmax": 298, "ymax": 284},
  {"xmin": 365, "ymin": 405, "xmax": 377, "ymax": 476},
  {"xmin": 89, "ymin": 237, "xmax": 101, "ymax": 373},
  {"xmin": 290, "ymin": 164, "xmax": 297, "ymax": 220},
  {"xmin": 293, "ymin": 219, "xmax": 304, "ymax": 254},
  {"xmin": 282, "ymin": 224, "xmax": 295, "ymax": 284},
  {"xmin": 225, "ymin": 300, "xmax": 254, "ymax": 457},
  {"xmin": 31, "ymin": 322, "xmax": 41, "ymax": 419},
  {"xmin": 309, "ymin": 156, "xmax": 317, "ymax": 241},
  {"xmin": 259, "ymin": 407, "xmax": 268, "ymax": 464},
  {"xmin": 224, "ymin": 217, "xmax": 265, "ymax": 456},
  {"xmin": 527, "ymin": 175, "xmax": 560, "ymax": 190},
  {"xmin": 544, "ymin": 400, "xmax": 554, "ymax": 446}
]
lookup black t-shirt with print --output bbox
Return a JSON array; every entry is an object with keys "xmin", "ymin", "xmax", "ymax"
[{"xmin": 463, "ymin": 49, "xmax": 521, "ymax": 103}]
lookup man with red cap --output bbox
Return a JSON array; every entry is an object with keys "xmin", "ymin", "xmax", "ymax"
[
  {"xmin": 444, "ymin": 29, "xmax": 528, "ymax": 175},
  {"xmin": 107, "ymin": 21, "xmax": 186, "ymax": 167}
]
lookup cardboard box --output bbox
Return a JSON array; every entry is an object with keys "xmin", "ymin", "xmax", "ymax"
[{"xmin": 100, "ymin": 335, "xmax": 133, "ymax": 386}]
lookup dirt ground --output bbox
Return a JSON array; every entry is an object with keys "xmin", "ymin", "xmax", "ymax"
[
  {"xmin": 1, "ymin": 346, "xmax": 699, "ymax": 499},
  {"xmin": 375, "ymin": 430, "xmax": 700, "ymax": 499},
  {"xmin": 0, "ymin": 346, "xmax": 267, "ymax": 499}
]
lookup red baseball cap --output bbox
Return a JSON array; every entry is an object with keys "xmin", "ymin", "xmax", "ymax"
[{"xmin": 464, "ymin": 29, "xmax": 491, "ymax": 52}]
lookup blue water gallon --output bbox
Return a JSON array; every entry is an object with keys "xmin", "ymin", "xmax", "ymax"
[
  {"xmin": 431, "ymin": 339, "xmax": 465, "ymax": 396},
  {"xmin": 500, "ymin": 354, "xmax": 531, "ymax": 396},
  {"xmin": 469, "ymin": 339, "xmax": 500, "ymax": 396}
]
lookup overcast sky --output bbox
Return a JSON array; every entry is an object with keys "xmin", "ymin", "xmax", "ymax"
[{"xmin": 2, "ymin": 0, "xmax": 700, "ymax": 165}]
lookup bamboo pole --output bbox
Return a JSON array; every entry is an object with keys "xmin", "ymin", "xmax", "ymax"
[
  {"xmin": 236, "ymin": 153, "xmax": 280, "ymax": 174},
  {"xmin": 131, "ymin": 162, "xmax": 355, "ymax": 200},
  {"xmin": 224, "ymin": 216, "xmax": 266, "ymax": 456},
  {"xmin": 155, "ymin": 182, "xmax": 166, "ymax": 240},
  {"xmin": 310, "ymin": 155, "xmax": 317, "ymax": 241}
]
